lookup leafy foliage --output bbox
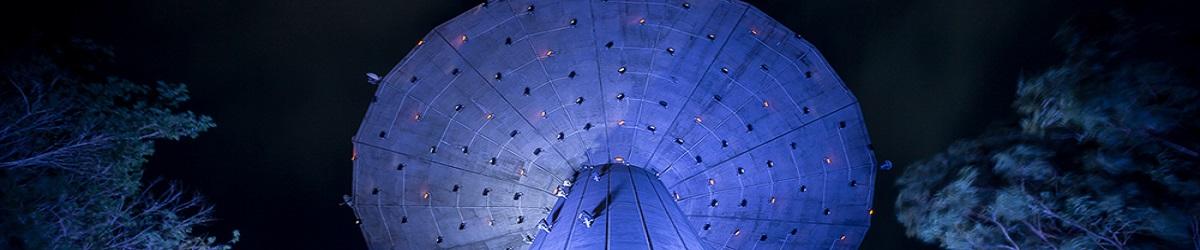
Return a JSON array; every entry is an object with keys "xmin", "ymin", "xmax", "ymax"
[
  {"xmin": 0, "ymin": 38, "xmax": 236, "ymax": 249},
  {"xmin": 896, "ymin": 13, "xmax": 1200, "ymax": 250}
]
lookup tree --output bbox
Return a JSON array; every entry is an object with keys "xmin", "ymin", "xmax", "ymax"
[
  {"xmin": 895, "ymin": 13, "xmax": 1200, "ymax": 250},
  {"xmin": 0, "ymin": 38, "xmax": 237, "ymax": 249}
]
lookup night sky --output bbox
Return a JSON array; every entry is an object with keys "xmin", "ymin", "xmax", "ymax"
[{"xmin": 6, "ymin": 0, "xmax": 1128, "ymax": 249}]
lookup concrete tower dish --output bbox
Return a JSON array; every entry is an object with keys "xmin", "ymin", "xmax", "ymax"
[{"xmin": 350, "ymin": 0, "xmax": 877, "ymax": 249}]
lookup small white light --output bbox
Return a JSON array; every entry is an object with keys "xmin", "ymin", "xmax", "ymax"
[{"xmin": 485, "ymin": 113, "xmax": 495, "ymax": 120}]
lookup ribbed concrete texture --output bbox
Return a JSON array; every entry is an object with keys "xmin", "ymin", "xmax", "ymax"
[
  {"xmin": 349, "ymin": 0, "xmax": 877, "ymax": 249},
  {"xmin": 530, "ymin": 164, "xmax": 704, "ymax": 249}
]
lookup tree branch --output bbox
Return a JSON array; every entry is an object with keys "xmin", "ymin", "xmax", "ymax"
[
  {"xmin": 1191, "ymin": 216, "xmax": 1198, "ymax": 250},
  {"xmin": 1021, "ymin": 219, "xmax": 1059, "ymax": 250},
  {"xmin": 984, "ymin": 210, "xmax": 1022, "ymax": 250},
  {"xmin": 1032, "ymin": 202, "xmax": 1125, "ymax": 250}
]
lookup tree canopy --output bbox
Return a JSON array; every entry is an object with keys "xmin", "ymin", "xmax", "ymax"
[
  {"xmin": 895, "ymin": 13, "xmax": 1200, "ymax": 250},
  {"xmin": 1, "ymin": 38, "xmax": 236, "ymax": 249}
]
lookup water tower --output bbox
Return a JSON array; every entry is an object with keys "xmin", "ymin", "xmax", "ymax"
[{"xmin": 350, "ymin": 0, "xmax": 877, "ymax": 248}]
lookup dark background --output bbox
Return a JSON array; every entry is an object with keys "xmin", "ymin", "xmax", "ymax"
[{"xmin": 2, "ymin": 0, "xmax": 1140, "ymax": 249}]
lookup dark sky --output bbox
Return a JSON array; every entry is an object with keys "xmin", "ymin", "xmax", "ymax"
[{"xmin": 6, "ymin": 0, "xmax": 1128, "ymax": 249}]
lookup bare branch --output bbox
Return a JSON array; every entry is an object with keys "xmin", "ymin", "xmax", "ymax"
[
  {"xmin": 1031, "ymin": 202, "xmax": 1125, "ymax": 250},
  {"xmin": 1021, "ymin": 219, "xmax": 1059, "ymax": 250},
  {"xmin": 984, "ymin": 209, "xmax": 1022, "ymax": 250},
  {"xmin": 1191, "ymin": 216, "xmax": 1199, "ymax": 250}
]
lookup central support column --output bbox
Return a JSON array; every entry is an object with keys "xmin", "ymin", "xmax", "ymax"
[{"xmin": 530, "ymin": 164, "xmax": 704, "ymax": 249}]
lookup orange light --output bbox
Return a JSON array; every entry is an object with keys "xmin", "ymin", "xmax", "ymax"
[{"xmin": 869, "ymin": 208, "xmax": 875, "ymax": 216}]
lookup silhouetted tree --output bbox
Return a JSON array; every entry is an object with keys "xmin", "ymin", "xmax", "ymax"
[
  {"xmin": 896, "ymin": 13, "xmax": 1200, "ymax": 250},
  {"xmin": 0, "ymin": 38, "xmax": 237, "ymax": 249}
]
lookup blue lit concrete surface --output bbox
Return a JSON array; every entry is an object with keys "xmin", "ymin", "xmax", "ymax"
[
  {"xmin": 529, "ymin": 164, "xmax": 705, "ymax": 249},
  {"xmin": 349, "ymin": 0, "xmax": 877, "ymax": 249}
]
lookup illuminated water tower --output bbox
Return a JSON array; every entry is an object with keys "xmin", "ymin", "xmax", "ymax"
[{"xmin": 350, "ymin": 0, "xmax": 877, "ymax": 249}]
